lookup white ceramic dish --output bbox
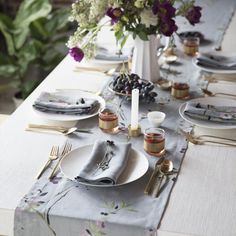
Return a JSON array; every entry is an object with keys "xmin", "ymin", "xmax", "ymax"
[
  {"xmin": 33, "ymin": 91, "xmax": 105, "ymax": 122},
  {"xmin": 179, "ymin": 97, "xmax": 236, "ymax": 129},
  {"xmin": 60, "ymin": 145, "xmax": 149, "ymax": 187},
  {"xmin": 147, "ymin": 111, "xmax": 166, "ymax": 127},
  {"xmin": 76, "ymin": 58, "xmax": 128, "ymax": 71}
]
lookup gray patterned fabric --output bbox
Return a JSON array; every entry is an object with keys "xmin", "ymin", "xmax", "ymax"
[
  {"xmin": 195, "ymin": 53, "xmax": 236, "ymax": 70},
  {"xmin": 33, "ymin": 92, "xmax": 99, "ymax": 115},
  {"xmin": 184, "ymin": 102, "xmax": 236, "ymax": 124},
  {"xmin": 95, "ymin": 46, "xmax": 130, "ymax": 61}
]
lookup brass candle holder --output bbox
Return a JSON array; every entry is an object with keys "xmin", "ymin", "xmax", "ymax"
[{"xmin": 128, "ymin": 125, "xmax": 141, "ymax": 137}]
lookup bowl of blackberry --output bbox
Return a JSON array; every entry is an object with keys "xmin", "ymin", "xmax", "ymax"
[{"xmin": 108, "ymin": 73, "xmax": 157, "ymax": 103}]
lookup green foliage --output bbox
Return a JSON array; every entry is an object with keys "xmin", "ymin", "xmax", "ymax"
[{"xmin": 0, "ymin": 0, "xmax": 70, "ymax": 99}]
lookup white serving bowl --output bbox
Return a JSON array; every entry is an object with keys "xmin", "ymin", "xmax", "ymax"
[{"xmin": 147, "ymin": 111, "xmax": 166, "ymax": 127}]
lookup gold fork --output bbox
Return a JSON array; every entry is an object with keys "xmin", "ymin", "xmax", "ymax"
[
  {"xmin": 36, "ymin": 146, "xmax": 59, "ymax": 179},
  {"xmin": 49, "ymin": 142, "xmax": 72, "ymax": 180},
  {"xmin": 179, "ymin": 129, "xmax": 236, "ymax": 147}
]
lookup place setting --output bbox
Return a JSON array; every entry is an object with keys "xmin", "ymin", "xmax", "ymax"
[
  {"xmin": 178, "ymin": 95, "xmax": 236, "ymax": 147},
  {"xmin": 24, "ymin": 89, "xmax": 106, "ymax": 135},
  {"xmin": 193, "ymin": 52, "xmax": 236, "ymax": 74}
]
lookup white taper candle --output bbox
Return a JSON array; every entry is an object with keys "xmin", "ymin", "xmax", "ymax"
[{"xmin": 131, "ymin": 89, "xmax": 139, "ymax": 130}]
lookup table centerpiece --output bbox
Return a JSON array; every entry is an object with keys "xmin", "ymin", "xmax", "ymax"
[{"xmin": 67, "ymin": 0, "xmax": 202, "ymax": 82}]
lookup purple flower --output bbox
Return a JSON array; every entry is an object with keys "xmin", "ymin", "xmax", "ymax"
[
  {"xmin": 159, "ymin": 1, "xmax": 176, "ymax": 18},
  {"xmin": 186, "ymin": 6, "xmax": 202, "ymax": 25},
  {"xmin": 69, "ymin": 47, "xmax": 84, "ymax": 62},
  {"xmin": 106, "ymin": 7, "xmax": 123, "ymax": 24},
  {"xmin": 160, "ymin": 18, "xmax": 178, "ymax": 36},
  {"xmin": 152, "ymin": 0, "xmax": 159, "ymax": 15},
  {"xmin": 152, "ymin": 0, "xmax": 176, "ymax": 19}
]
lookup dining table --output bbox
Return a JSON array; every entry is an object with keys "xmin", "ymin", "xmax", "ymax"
[{"xmin": 1, "ymin": 1, "xmax": 236, "ymax": 236}]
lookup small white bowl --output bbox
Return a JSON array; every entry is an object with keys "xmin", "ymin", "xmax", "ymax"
[{"xmin": 147, "ymin": 111, "xmax": 166, "ymax": 127}]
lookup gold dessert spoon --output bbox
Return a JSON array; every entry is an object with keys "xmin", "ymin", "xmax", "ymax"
[
  {"xmin": 201, "ymin": 88, "xmax": 236, "ymax": 98},
  {"xmin": 152, "ymin": 159, "xmax": 173, "ymax": 197}
]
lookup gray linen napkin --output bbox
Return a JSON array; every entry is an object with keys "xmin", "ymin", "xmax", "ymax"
[
  {"xmin": 94, "ymin": 47, "xmax": 131, "ymax": 61},
  {"xmin": 33, "ymin": 92, "xmax": 99, "ymax": 115},
  {"xmin": 75, "ymin": 140, "xmax": 131, "ymax": 185},
  {"xmin": 183, "ymin": 102, "xmax": 236, "ymax": 124},
  {"xmin": 196, "ymin": 53, "xmax": 236, "ymax": 70}
]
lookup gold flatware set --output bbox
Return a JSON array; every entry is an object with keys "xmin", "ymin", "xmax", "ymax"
[
  {"xmin": 26, "ymin": 124, "xmax": 92, "ymax": 135},
  {"xmin": 49, "ymin": 142, "xmax": 72, "ymax": 180},
  {"xmin": 144, "ymin": 158, "xmax": 176, "ymax": 197},
  {"xmin": 37, "ymin": 142, "xmax": 72, "ymax": 180},
  {"xmin": 37, "ymin": 145, "xmax": 60, "ymax": 179},
  {"xmin": 180, "ymin": 129, "xmax": 236, "ymax": 147}
]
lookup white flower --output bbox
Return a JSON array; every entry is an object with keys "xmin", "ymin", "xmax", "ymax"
[
  {"xmin": 140, "ymin": 9, "xmax": 158, "ymax": 28},
  {"xmin": 134, "ymin": 0, "xmax": 145, "ymax": 8}
]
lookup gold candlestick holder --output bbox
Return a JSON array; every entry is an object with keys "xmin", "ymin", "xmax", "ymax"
[{"xmin": 128, "ymin": 125, "xmax": 141, "ymax": 137}]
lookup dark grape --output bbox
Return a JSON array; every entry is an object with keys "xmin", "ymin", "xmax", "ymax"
[{"xmin": 149, "ymin": 92, "xmax": 157, "ymax": 97}]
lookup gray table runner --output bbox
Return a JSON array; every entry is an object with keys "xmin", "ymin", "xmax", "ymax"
[{"xmin": 14, "ymin": 1, "xmax": 236, "ymax": 235}]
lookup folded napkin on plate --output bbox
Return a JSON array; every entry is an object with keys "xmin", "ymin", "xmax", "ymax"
[
  {"xmin": 33, "ymin": 92, "xmax": 99, "ymax": 115},
  {"xmin": 184, "ymin": 102, "xmax": 236, "ymax": 124},
  {"xmin": 75, "ymin": 140, "xmax": 131, "ymax": 185},
  {"xmin": 95, "ymin": 47, "xmax": 131, "ymax": 61},
  {"xmin": 196, "ymin": 53, "xmax": 236, "ymax": 70}
]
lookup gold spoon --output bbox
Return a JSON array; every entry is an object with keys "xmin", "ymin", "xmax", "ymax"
[
  {"xmin": 74, "ymin": 67, "xmax": 116, "ymax": 76},
  {"xmin": 144, "ymin": 157, "xmax": 165, "ymax": 195},
  {"xmin": 152, "ymin": 159, "xmax": 173, "ymax": 197},
  {"xmin": 201, "ymin": 88, "xmax": 236, "ymax": 98},
  {"xmin": 26, "ymin": 124, "xmax": 91, "ymax": 135}
]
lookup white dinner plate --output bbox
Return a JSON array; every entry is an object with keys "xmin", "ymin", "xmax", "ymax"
[
  {"xmin": 60, "ymin": 145, "xmax": 149, "ymax": 187},
  {"xmin": 33, "ymin": 91, "xmax": 105, "ymax": 121},
  {"xmin": 193, "ymin": 56, "xmax": 236, "ymax": 74},
  {"xmin": 179, "ymin": 97, "xmax": 236, "ymax": 129}
]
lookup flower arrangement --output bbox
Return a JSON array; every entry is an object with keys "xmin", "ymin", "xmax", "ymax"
[{"xmin": 67, "ymin": 0, "xmax": 202, "ymax": 62}]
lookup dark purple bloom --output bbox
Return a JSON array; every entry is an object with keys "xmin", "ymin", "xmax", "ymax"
[
  {"xmin": 152, "ymin": 0, "xmax": 159, "ymax": 15},
  {"xmin": 69, "ymin": 47, "xmax": 84, "ymax": 62},
  {"xmin": 186, "ymin": 6, "xmax": 202, "ymax": 25},
  {"xmin": 106, "ymin": 7, "xmax": 123, "ymax": 24},
  {"xmin": 160, "ymin": 18, "xmax": 178, "ymax": 36},
  {"xmin": 152, "ymin": 0, "xmax": 176, "ymax": 18},
  {"xmin": 159, "ymin": 1, "xmax": 176, "ymax": 18}
]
